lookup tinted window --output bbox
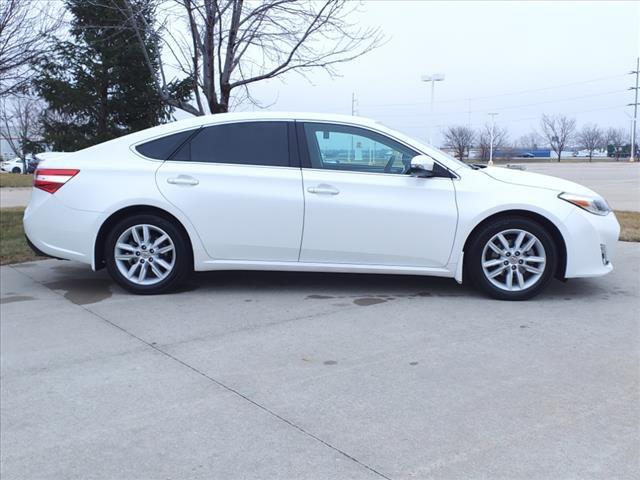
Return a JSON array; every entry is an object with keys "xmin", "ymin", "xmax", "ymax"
[
  {"xmin": 172, "ymin": 122, "xmax": 289, "ymax": 167},
  {"xmin": 303, "ymin": 123, "xmax": 417, "ymax": 174},
  {"xmin": 135, "ymin": 130, "xmax": 196, "ymax": 160}
]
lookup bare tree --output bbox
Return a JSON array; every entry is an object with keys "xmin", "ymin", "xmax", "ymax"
[
  {"xmin": 443, "ymin": 126, "xmax": 475, "ymax": 161},
  {"xmin": 0, "ymin": 0, "xmax": 62, "ymax": 96},
  {"xmin": 606, "ymin": 127, "xmax": 626, "ymax": 161},
  {"xmin": 114, "ymin": 0, "xmax": 383, "ymax": 115},
  {"xmin": 540, "ymin": 114, "xmax": 576, "ymax": 162},
  {"xmin": 577, "ymin": 124, "xmax": 604, "ymax": 162},
  {"xmin": 517, "ymin": 132, "xmax": 540, "ymax": 150},
  {"xmin": 0, "ymin": 96, "xmax": 44, "ymax": 171},
  {"xmin": 477, "ymin": 123, "xmax": 508, "ymax": 161}
]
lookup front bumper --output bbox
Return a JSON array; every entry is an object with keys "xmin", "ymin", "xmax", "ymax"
[{"xmin": 563, "ymin": 208, "xmax": 620, "ymax": 278}]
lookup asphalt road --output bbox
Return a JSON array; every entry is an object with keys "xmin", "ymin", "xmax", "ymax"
[{"xmin": 1, "ymin": 242, "xmax": 639, "ymax": 479}]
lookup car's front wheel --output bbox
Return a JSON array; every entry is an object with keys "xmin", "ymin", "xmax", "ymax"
[
  {"xmin": 11, "ymin": 167, "xmax": 21, "ymax": 174},
  {"xmin": 466, "ymin": 217, "xmax": 557, "ymax": 300},
  {"xmin": 104, "ymin": 214, "xmax": 190, "ymax": 294}
]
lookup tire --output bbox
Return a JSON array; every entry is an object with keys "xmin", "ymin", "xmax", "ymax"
[
  {"xmin": 11, "ymin": 167, "xmax": 21, "ymax": 174},
  {"xmin": 104, "ymin": 214, "xmax": 191, "ymax": 294},
  {"xmin": 466, "ymin": 216, "xmax": 557, "ymax": 300}
]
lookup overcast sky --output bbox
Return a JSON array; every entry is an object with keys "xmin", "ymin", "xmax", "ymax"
[{"xmin": 230, "ymin": 0, "xmax": 640, "ymax": 147}]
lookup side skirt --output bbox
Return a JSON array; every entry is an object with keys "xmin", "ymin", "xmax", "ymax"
[{"xmin": 196, "ymin": 259, "xmax": 455, "ymax": 278}]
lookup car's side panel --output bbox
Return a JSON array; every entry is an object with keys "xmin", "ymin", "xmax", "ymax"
[
  {"xmin": 299, "ymin": 169, "xmax": 458, "ymax": 267},
  {"xmin": 156, "ymin": 162, "xmax": 304, "ymax": 262},
  {"xmin": 295, "ymin": 120, "xmax": 458, "ymax": 268}
]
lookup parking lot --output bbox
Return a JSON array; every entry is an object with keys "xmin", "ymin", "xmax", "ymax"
[{"xmin": 1, "ymin": 242, "xmax": 639, "ymax": 479}]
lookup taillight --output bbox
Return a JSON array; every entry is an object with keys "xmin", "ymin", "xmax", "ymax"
[{"xmin": 34, "ymin": 169, "xmax": 80, "ymax": 194}]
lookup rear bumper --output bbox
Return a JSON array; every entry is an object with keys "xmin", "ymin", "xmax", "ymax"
[
  {"xmin": 24, "ymin": 234, "xmax": 66, "ymax": 260},
  {"xmin": 23, "ymin": 189, "xmax": 100, "ymax": 266},
  {"xmin": 563, "ymin": 208, "xmax": 620, "ymax": 278}
]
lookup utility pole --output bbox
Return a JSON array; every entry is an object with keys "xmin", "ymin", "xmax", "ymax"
[
  {"xmin": 488, "ymin": 112, "xmax": 498, "ymax": 166},
  {"xmin": 629, "ymin": 57, "xmax": 639, "ymax": 162}
]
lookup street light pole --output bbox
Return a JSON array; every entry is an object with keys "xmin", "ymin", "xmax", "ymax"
[
  {"xmin": 421, "ymin": 73, "xmax": 445, "ymax": 145},
  {"xmin": 488, "ymin": 112, "xmax": 498, "ymax": 166},
  {"xmin": 629, "ymin": 57, "xmax": 639, "ymax": 162}
]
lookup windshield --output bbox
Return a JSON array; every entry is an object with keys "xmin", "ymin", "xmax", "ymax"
[
  {"xmin": 373, "ymin": 121, "xmax": 470, "ymax": 171},
  {"xmin": 429, "ymin": 147, "xmax": 471, "ymax": 170}
]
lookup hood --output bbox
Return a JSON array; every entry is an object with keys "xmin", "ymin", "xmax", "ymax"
[{"xmin": 481, "ymin": 166, "xmax": 598, "ymax": 197}]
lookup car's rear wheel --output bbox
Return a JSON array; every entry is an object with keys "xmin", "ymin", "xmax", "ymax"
[
  {"xmin": 466, "ymin": 217, "xmax": 557, "ymax": 300},
  {"xmin": 104, "ymin": 214, "xmax": 190, "ymax": 294}
]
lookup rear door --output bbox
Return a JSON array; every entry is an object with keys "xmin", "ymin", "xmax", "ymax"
[
  {"xmin": 155, "ymin": 121, "xmax": 304, "ymax": 262},
  {"xmin": 298, "ymin": 121, "xmax": 458, "ymax": 268}
]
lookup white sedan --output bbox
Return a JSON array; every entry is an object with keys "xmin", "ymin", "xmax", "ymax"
[
  {"xmin": 24, "ymin": 113, "xmax": 619, "ymax": 300},
  {"xmin": 1, "ymin": 157, "xmax": 26, "ymax": 174}
]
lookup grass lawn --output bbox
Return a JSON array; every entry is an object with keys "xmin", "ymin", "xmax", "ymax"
[
  {"xmin": 1, "ymin": 207, "xmax": 638, "ymax": 266},
  {"xmin": 0, "ymin": 207, "xmax": 41, "ymax": 265},
  {"xmin": 0, "ymin": 173, "xmax": 33, "ymax": 188},
  {"xmin": 616, "ymin": 211, "xmax": 640, "ymax": 242}
]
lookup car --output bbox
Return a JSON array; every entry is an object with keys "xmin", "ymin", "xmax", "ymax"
[
  {"xmin": 518, "ymin": 152, "xmax": 535, "ymax": 158},
  {"xmin": 0, "ymin": 154, "xmax": 41, "ymax": 174},
  {"xmin": 1, "ymin": 157, "xmax": 28, "ymax": 174},
  {"xmin": 23, "ymin": 112, "xmax": 620, "ymax": 300}
]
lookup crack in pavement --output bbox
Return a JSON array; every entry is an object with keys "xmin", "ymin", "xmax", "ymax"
[{"xmin": 9, "ymin": 265, "xmax": 393, "ymax": 480}]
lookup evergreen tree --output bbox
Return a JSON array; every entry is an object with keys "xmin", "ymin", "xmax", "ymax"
[{"xmin": 35, "ymin": 0, "xmax": 169, "ymax": 151}]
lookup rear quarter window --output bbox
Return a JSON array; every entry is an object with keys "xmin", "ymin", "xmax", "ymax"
[{"xmin": 135, "ymin": 130, "xmax": 197, "ymax": 160}]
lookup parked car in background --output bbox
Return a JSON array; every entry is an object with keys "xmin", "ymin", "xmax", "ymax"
[
  {"xmin": 1, "ymin": 157, "xmax": 27, "ymax": 174},
  {"xmin": 24, "ymin": 112, "xmax": 619, "ymax": 300},
  {"xmin": 518, "ymin": 152, "xmax": 535, "ymax": 158},
  {"xmin": 0, "ymin": 155, "xmax": 41, "ymax": 174}
]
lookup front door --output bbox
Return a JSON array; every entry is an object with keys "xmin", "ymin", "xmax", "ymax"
[{"xmin": 298, "ymin": 122, "xmax": 457, "ymax": 267}]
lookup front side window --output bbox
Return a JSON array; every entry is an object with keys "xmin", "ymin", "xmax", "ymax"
[
  {"xmin": 303, "ymin": 123, "xmax": 418, "ymax": 174},
  {"xmin": 172, "ymin": 121, "xmax": 290, "ymax": 167}
]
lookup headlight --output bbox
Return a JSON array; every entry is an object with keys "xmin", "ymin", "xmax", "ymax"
[{"xmin": 558, "ymin": 192, "xmax": 611, "ymax": 216}]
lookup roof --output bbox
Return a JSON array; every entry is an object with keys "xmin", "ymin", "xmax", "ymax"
[
  {"xmin": 164, "ymin": 111, "xmax": 380, "ymax": 130},
  {"xmin": 77, "ymin": 111, "xmax": 466, "ymax": 172},
  {"xmin": 112, "ymin": 111, "xmax": 386, "ymax": 150}
]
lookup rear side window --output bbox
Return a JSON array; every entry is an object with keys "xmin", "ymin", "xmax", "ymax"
[
  {"xmin": 172, "ymin": 122, "xmax": 289, "ymax": 167},
  {"xmin": 135, "ymin": 129, "xmax": 196, "ymax": 160}
]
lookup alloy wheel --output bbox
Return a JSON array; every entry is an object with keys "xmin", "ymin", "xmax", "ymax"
[
  {"xmin": 114, "ymin": 224, "xmax": 176, "ymax": 285},
  {"xmin": 481, "ymin": 229, "xmax": 546, "ymax": 292}
]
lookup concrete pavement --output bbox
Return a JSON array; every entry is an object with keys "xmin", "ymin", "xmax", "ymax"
[{"xmin": 1, "ymin": 242, "xmax": 639, "ymax": 479}]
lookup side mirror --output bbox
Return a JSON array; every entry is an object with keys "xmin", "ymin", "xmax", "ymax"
[{"xmin": 409, "ymin": 155, "xmax": 435, "ymax": 177}]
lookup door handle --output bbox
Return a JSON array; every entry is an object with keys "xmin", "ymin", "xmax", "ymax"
[
  {"xmin": 307, "ymin": 184, "xmax": 339, "ymax": 195},
  {"xmin": 167, "ymin": 175, "xmax": 199, "ymax": 186}
]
